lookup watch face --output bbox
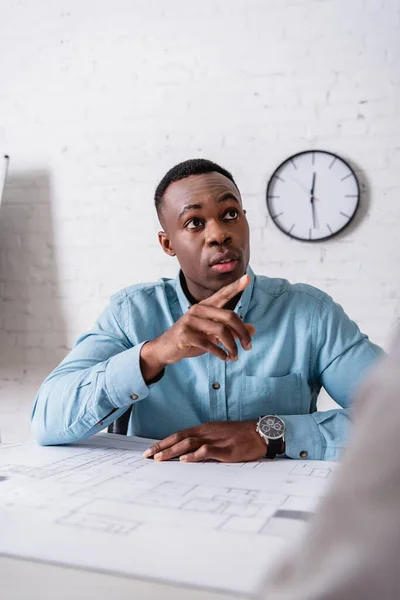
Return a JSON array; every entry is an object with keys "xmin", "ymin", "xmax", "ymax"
[
  {"xmin": 266, "ymin": 150, "xmax": 360, "ymax": 242},
  {"xmin": 259, "ymin": 416, "xmax": 285, "ymax": 439}
]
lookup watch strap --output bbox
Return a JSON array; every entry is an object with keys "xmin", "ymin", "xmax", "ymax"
[{"xmin": 266, "ymin": 438, "xmax": 284, "ymax": 459}]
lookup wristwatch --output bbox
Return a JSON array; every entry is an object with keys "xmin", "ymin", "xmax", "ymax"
[{"xmin": 256, "ymin": 415, "xmax": 286, "ymax": 459}]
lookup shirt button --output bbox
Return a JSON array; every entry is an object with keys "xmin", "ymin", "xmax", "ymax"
[
  {"xmin": 239, "ymin": 313, "xmax": 244, "ymax": 320},
  {"xmin": 212, "ymin": 382, "xmax": 220, "ymax": 390},
  {"xmin": 131, "ymin": 393, "xmax": 139, "ymax": 400},
  {"xmin": 299, "ymin": 450, "xmax": 308, "ymax": 459}
]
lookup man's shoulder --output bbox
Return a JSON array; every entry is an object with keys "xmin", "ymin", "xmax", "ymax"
[
  {"xmin": 110, "ymin": 278, "xmax": 176, "ymax": 307},
  {"xmin": 254, "ymin": 274, "xmax": 330, "ymax": 304}
]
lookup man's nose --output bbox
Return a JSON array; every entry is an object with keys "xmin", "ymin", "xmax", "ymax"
[{"xmin": 205, "ymin": 221, "xmax": 233, "ymax": 246}]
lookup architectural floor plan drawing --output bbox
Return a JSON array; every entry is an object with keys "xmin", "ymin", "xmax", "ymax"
[{"xmin": 0, "ymin": 433, "xmax": 337, "ymax": 595}]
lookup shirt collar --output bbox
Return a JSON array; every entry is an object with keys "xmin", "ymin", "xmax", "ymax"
[{"xmin": 175, "ymin": 265, "xmax": 255, "ymax": 318}]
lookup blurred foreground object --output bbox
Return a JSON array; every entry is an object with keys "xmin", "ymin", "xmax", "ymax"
[
  {"xmin": 261, "ymin": 332, "xmax": 400, "ymax": 600},
  {"xmin": 0, "ymin": 154, "xmax": 10, "ymax": 206}
]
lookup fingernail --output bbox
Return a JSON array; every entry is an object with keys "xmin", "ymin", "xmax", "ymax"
[
  {"xmin": 246, "ymin": 342, "xmax": 252, "ymax": 350},
  {"xmin": 180, "ymin": 453, "xmax": 194, "ymax": 462},
  {"xmin": 154, "ymin": 452, "xmax": 163, "ymax": 461},
  {"xmin": 143, "ymin": 449, "xmax": 152, "ymax": 458}
]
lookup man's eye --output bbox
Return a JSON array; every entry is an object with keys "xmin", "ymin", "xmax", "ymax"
[
  {"xmin": 186, "ymin": 218, "xmax": 203, "ymax": 229},
  {"xmin": 224, "ymin": 209, "xmax": 239, "ymax": 220}
]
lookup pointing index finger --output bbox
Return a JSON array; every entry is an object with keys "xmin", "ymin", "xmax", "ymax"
[{"xmin": 200, "ymin": 274, "xmax": 250, "ymax": 309}]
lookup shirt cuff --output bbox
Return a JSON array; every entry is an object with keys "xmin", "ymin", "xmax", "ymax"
[
  {"xmin": 105, "ymin": 342, "xmax": 151, "ymax": 408},
  {"xmin": 280, "ymin": 413, "xmax": 326, "ymax": 460}
]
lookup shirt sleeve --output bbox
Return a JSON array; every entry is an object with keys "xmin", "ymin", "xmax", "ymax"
[
  {"xmin": 31, "ymin": 291, "xmax": 159, "ymax": 446},
  {"xmin": 280, "ymin": 294, "xmax": 384, "ymax": 461}
]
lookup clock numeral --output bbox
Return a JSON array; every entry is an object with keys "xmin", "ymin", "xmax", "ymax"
[
  {"xmin": 345, "ymin": 194, "xmax": 358, "ymax": 198},
  {"xmin": 274, "ymin": 174, "xmax": 285, "ymax": 182},
  {"xmin": 309, "ymin": 228, "xmax": 312, "ymax": 240},
  {"xmin": 311, "ymin": 152, "xmax": 315, "ymax": 166},
  {"xmin": 329, "ymin": 157, "xmax": 337, "ymax": 169},
  {"xmin": 341, "ymin": 173, "xmax": 352, "ymax": 181},
  {"xmin": 340, "ymin": 211, "xmax": 350, "ymax": 219},
  {"xmin": 326, "ymin": 224, "xmax": 333, "ymax": 234},
  {"xmin": 288, "ymin": 224, "xmax": 295, "ymax": 234},
  {"xmin": 267, "ymin": 195, "xmax": 280, "ymax": 199},
  {"xmin": 271, "ymin": 212, "xmax": 284, "ymax": 220},
  {"xmin": 291, "ymin": 159, "xmax": 297, "ymax": 170}
]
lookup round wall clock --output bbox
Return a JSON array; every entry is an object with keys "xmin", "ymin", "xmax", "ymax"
[{"xmin": 266, "ymin": 150, "xmax": 360, "ymax": 242}]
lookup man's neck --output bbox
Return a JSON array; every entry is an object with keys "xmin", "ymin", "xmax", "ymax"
[{"xmin": 179, "ymin": 271, "xmax": 242, "ymax": 311}]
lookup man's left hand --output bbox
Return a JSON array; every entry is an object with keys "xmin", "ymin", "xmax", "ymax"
[{"xmin": 143, "ymin": 421, "xmax": 267, "ymax": 463}]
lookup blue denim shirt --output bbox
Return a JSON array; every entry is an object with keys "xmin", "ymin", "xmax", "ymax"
[{"xmin": 32, "ymin": 267, "xmax": 383, "ymax": 460}]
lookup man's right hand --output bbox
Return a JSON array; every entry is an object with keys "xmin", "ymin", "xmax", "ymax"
[{"xmin": 140, "ymin": 274, "xmax": 255, "ymax": 382}]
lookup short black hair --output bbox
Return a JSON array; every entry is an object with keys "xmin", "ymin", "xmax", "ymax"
[{"xmin": 154, "ymin": 158, "xmax": 238, "ymax": 220}]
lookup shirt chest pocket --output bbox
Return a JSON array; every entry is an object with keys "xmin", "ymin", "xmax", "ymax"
[{"xmin": 240, "ymin": 372, "xmax": 305, "ymax": 420}]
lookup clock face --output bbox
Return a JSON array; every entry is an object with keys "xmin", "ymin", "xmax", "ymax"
[{"xmin": 266, "ymin": 150, "xmax": 360, "ymax": 241}]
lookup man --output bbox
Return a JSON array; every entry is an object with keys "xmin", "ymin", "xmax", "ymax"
[
  {"xmin": 32, "ymin": 159, "xmax": 382, "ymax": 462},
  {"xmin": 261, "ymin": 332, "xmax": 400, "ymax": 599}
]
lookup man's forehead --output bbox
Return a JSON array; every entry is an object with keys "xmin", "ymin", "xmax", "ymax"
[{"xmin": 164, "ymin": 172, "xmax": 240, "ymax": 206}]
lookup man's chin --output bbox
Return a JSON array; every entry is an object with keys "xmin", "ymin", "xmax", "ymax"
[{"xmin": 207, "ymin": 261, "xmax": 246, "ymax": 287}]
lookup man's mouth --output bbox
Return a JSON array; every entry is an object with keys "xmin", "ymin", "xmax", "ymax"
[
  {"xmin": 211, "ymin": 260, "xmax": 238, "ymax": 273},
  {"xmin": 210, "ymin": 252, "xmax": 240, "ymax": 274}
]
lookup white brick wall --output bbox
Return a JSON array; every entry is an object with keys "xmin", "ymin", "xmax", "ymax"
[{"xmin": 0, "ymin": 0, "xmax": 399, "ymax": 366}]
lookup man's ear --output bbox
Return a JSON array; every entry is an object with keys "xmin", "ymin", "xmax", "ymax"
[{"xmin": 158, "ymin": 231, "xmax": 176, "ymax": 256}]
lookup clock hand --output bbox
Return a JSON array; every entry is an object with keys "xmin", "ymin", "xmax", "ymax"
[
  {"xmin": 289, "ymin": 174, "xmax": 321, "ymax": 202},
  {"xmin": 310, "ymin": 172, "xmax": 317, "ymax": 228},
  {"xmin": 310, "ymin": 172, "xmax": 316, "ymax": 196},
  {"xmin": 288, "ymin": 174, "xmax": 320, "ymax": 228},
  {"xmin": 311, "ymin": 197, "xmax": 316, "ymax": 228}
]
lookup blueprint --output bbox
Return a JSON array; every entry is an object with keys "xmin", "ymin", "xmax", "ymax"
[{"xmin": 0, "ymin": 433, "xmax": 337, "ymax": 595}]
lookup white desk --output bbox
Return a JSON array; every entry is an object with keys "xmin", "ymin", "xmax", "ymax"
[{"xmin": 1, "ymin": 555, "xmax": 238, "ymax": 600}]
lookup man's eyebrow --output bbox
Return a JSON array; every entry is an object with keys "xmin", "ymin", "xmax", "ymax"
[
  {"xmin": 217, "ymin": 192, "xmax": 240, "ymax": 204},
  {"xmin": 178, "ymin": 194, "xmax": 240, "ymax": 220},
  {"xmin": 178, "ymin": 203, "xmax": 202, "ymax": 219}
]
